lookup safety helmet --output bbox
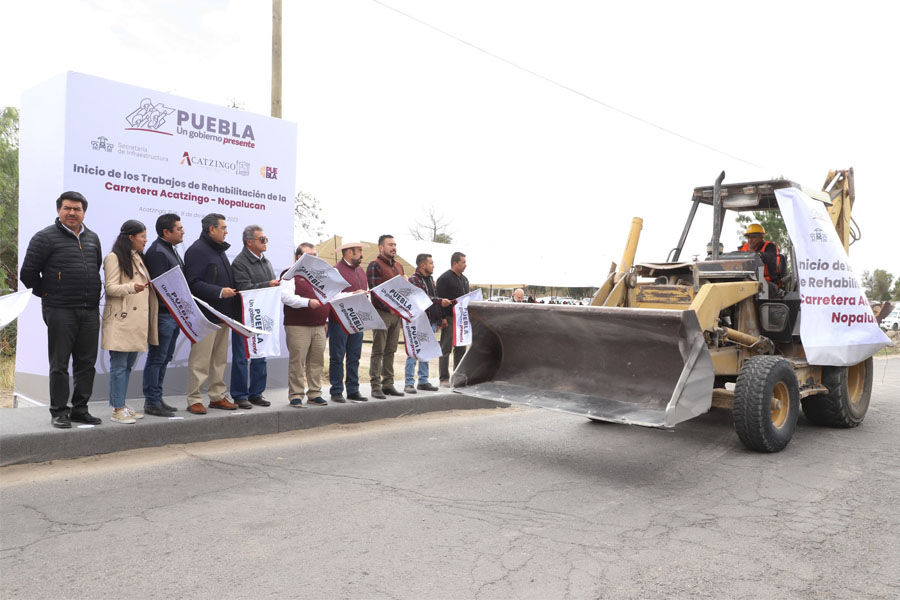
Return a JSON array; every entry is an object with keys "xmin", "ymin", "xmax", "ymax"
[{"xmin": 744, "ymin": 223, "xmax": 765, "ymax": 236}]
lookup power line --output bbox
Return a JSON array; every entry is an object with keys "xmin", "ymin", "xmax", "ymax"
[{"xmin": 371, "ymin": 0, "xmax": 764, "ymax": 170}]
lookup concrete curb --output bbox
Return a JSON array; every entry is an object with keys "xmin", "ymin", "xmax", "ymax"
[{"xmin": 0, "ymin": 388, "xmax": 508, "ymax": 466}]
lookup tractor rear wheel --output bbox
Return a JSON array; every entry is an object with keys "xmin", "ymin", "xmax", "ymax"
[
  {"xmin": 733, "ymin": 356, "xmax": 800, "ymax": 452},
  {"xmin": 801, "ymin": 358, "xmax": 872, "ymax": 428}
]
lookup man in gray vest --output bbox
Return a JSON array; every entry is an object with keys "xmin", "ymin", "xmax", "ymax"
[{"xmin": 230, "ymin": 225, "xmax": 280, "ymax": 409}]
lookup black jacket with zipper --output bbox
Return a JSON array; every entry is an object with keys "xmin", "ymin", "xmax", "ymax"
[{"xmin": 20, "ymin": 218, "xmax": 103, "ymax": 309}]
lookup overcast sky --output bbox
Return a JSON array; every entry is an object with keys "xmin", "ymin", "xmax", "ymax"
[{"xmin": 2, "ymin": 0, "xmax": 897, "ymax": 280}]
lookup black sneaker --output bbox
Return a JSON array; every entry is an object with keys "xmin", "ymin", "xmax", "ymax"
[
  {"xmin": 235, "ymin": 398, "xmax": 253, "ymax": 410},
  {"xmin": 382, "ymin": 386, "xmax": 405, "ymax": 397},
  {"xmin": 51, "ymin": 415, "xmax": 72, "ymax": 429},
  {"xmin": 160, "ymin": 400, "xmax": 179, "ymax": 412},
  {"xmin": 144, "ymin": 405, "xmax": 176, "ymax": 418},
  {"xmin": 69, "ymin": 412, "xmax": 101, "ymax": 425},
  {"xmin": 347, "ymin": 392, "xmax": 368, "ymax": 402},
  {"xmin": 417, "ymin": 383, "xmax": 439, "ymax": 392},
  {"xmin": 331, "ymin": 394, "xmax": 346, "ymax": 403},
  {"xmin": 249, "ymin": 395, "xmax": 271, "ymax": 407},
  {"xmin": 403, "ymin": 386, "xmax": 417, "ymax": 394}
]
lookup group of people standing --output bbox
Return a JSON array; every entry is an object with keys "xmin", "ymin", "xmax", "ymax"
[{"xmin": 20, "ymin": 191, "xmax": 470, "ymax": 429}]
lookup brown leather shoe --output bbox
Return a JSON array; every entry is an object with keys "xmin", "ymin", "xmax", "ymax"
[
  {"xmin": 187, "ymin": 403, "xmax": 207, "ymax": 415},
  {"xmin": 208, "ymin": 397, "xmax": 238, "ymax": 410}
]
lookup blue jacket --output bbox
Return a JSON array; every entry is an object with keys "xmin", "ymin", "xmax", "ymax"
[{"xmin": 183, "ymin": 232, "xmax": 237, "ymax": 323}]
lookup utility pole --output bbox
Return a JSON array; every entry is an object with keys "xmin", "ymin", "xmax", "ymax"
[{"xmin": 271, "ymin": 0, "xmax": 282, "ymax": 118}]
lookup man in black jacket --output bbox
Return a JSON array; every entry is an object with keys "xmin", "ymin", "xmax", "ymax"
[
  {"xmin": 20, "ymin": 191, "xmax": 103, "ymax": 428},
  {"xmin": 435, "ymin": 251, "xmax": 470, "ymax": 387},
  {"xmin": 141, "ymin": 213, "xmax": 186, "ymax": 417},
  {"xmin": 183, "ymin": 213, "xmax": 238, "ymax": 414}
]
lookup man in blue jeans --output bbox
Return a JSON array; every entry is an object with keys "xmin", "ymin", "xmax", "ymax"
[
  {"xmin": 404, "ymin": 253, "xmax": 451, "ymax": 394},
  {"xmin": 142, "ymin": 213, "xmax": 186, "ymax": 417},
  {"xmin": 329, "ymin": 241, "xmax": 369, "ymax": 403},
  {"xmin": 229, "ymin": 225, "xmax": 280, "ymax": 409}
]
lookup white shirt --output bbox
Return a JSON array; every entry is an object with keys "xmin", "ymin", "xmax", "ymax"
[{"xmin": 280, "ymin": 277, "xmax": 311, "ymax": 308}]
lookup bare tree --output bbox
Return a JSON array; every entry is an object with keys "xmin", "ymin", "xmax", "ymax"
[
  {"xmin": 294, "ymin": 190, "xmax": 326, "ymax": 243},
  {"xmin": 409, "ymin": 205, "xmax": 453, "ymax": 244}
]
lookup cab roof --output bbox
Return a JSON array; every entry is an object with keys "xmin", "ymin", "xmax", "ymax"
[{"xmin": 692, "ymin": 179, "xmax": 831, "ymax": 211}]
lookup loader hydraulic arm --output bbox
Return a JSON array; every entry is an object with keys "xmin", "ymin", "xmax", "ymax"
[{"xmin": 822, "ymin": 168, "xmax": 856, "ymax": 252}]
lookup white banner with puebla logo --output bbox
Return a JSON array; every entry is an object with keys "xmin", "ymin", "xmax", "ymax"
[
  {"xmin": 281, "ymin": 252, "xmax": 348, "ymax": 303},
  {"xmin": 775, "ymin": 188, "xmax": 891, "ymax": 365},
  {"xmin": 0, "ymin": 290, "xmax": 32, "ymax": 331},
  {"xmin": 151, "ymin": 266, "xmax": 220, "ymax": 343},
  {"xmin": 370, "ymin": 274, "xmax": 432, "ymax": 322},
  {"xmin": 403, "ymin": 312, "xmax": 443, "ymax": 362},
  {"xmin": 16, "ymin": 72, "xmax": 297, "ymax": 401},
  {"xmin": 238, "ymin": 287, "xmax": 282, "ymax": 358},
  {"xmin": 329, "ymin": 291, "xmax": 386, "ymax": 334},
  {"xmin": 453, "ymin": 288, "xmax": 483, "ymax": 347}
]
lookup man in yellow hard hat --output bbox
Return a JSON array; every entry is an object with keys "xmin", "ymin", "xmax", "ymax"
[{"xmin": 738, "ymin": 223, "xmax": 782, "ymax": 290}]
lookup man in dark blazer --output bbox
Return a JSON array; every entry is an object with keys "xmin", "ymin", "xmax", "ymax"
[{"xmin": 141, "ymin": 213, "xmax": 186, "ymax": 417}]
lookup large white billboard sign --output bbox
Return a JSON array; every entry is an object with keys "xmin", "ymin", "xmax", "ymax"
[{"xmin": 17, "ymin": 72, "xmax": 297, "ymax": 402}]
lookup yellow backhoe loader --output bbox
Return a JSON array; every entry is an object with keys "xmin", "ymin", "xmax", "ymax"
[{"xmin": 452, "ymin": 169, "xmax": 875, "ymax": 452}]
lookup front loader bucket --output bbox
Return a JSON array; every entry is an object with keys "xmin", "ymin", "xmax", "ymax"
[{"xmin": 451, "ymin": 302, "xmax": 714, "ymax": 429}]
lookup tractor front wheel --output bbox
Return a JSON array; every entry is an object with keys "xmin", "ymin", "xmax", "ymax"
[{"xmin": 733, "ymin": 356, "xmax": 800, "ymax": 452}]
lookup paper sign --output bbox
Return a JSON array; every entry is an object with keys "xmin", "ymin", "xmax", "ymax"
[
  {"xmin": 453, "ymin": 288, "xmax": 483, "ymax": 347},
  {"xmin": 329, "ymin": 291, "xmax": 387, "ymax": 334},
  {"xmin": 238, "ymin": 287, "xmax": 282, "ymax": 358},
  {"xmin": 151, "ymin": 266, "xmax": 220, "ymax": 343},
  {"xmin": 280, "ymin": 253, "xmax": 348, "ymax": 303},
  {"xmin": 0, "ymin": 289, "xmax": 32, "ymax": 330},
  {"xmin": 403, "ymin": 312, "xmax": 442, "ymax": 361},
  {"xmin": 193, "ymin": 297, "xmax": 267, "ymax": 338},
  {"xmin": 370, "ymin": 274, "xmax": 433, "ymax": 321}
]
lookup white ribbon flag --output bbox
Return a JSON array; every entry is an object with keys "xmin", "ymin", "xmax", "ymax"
[
  {"xmin": 775, "ymin": 188, "xmax": 891, "ymax": 365},
  {"xmin": 0, "ymin": 289, "xmax": 32, "ymax": 330},
  {"xmin": 453, "ymin": 288, "xmax": 483, "ymax": 347},
  {"xmin": 151, "ymin": 266, "xmax": 220, "ymax": 343},
  {"xmin": 280, "ymin": 253, "xmax": 349, "ymax": 303},
  {"xmin": 238, "ymin": 287, "xmax": 283, "ymax": 358},
  {"xmin": 403, "ymin": 312, "xmax": 443, "ymax": 362},
  {"xmin": 370, "ymin": 274, "xmax": 433, "ymax": 321},
  {"xmin": 193, "ymin": 296, "xmax": 267, "ymax": 339},
  {"xmin": 329, "ymin": 291, "xmax": 387, "ymax": 334}
]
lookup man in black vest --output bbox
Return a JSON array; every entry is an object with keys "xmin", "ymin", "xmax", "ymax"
[
  {"xmin": 141, "ymin": 213, "xmax": 186, "ymax": 417},
  {"xmin": 20, "ymin": 191, "xmax": 103, "ymax": 428},
  {"xmin": 183, "ymin": 213, "xmax": 238, "ymax": 414}
]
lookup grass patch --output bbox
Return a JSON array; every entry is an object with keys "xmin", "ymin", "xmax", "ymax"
[{"xmin": 0, "ymin": 352, "xmax": 13, "ymax": 391}]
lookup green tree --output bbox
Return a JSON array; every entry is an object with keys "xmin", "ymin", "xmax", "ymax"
[
  {"xmin": 0, "ymin": 107, "xmax": 19, "ymax": 356},
  {"xmin": 861, "ymin": 269, "xmax": 894, "ymax": 301},
  {"xmin": 735, "ymin": 211, "xmax": 790, "ymax": 251},
  {"xmin": 892, "ymin": 278, "xmax": 900, "ymax": 301},
  {"xmin": 0, "ymin": 107, "xmax": 19, "ymax": 294}
]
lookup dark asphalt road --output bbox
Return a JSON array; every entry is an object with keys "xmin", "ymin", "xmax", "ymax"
[{"xmin": 2, "ymin": 359, "xmax": 899, "ymax": 599}]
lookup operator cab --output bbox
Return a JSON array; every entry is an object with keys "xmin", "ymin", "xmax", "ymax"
[{"xmin": 670, "ymin": 177, "xmax": 832, "ymax": 343}]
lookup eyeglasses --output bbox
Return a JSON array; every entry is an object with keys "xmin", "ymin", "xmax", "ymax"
[{"xmin": 256, "ymin": 237, "xmax": 268, "ymax": 243}]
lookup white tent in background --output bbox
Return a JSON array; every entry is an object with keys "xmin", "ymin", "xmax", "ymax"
[{"xmin": 390, "ymin": 235, "xmax": 598, "ymax": 289}]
